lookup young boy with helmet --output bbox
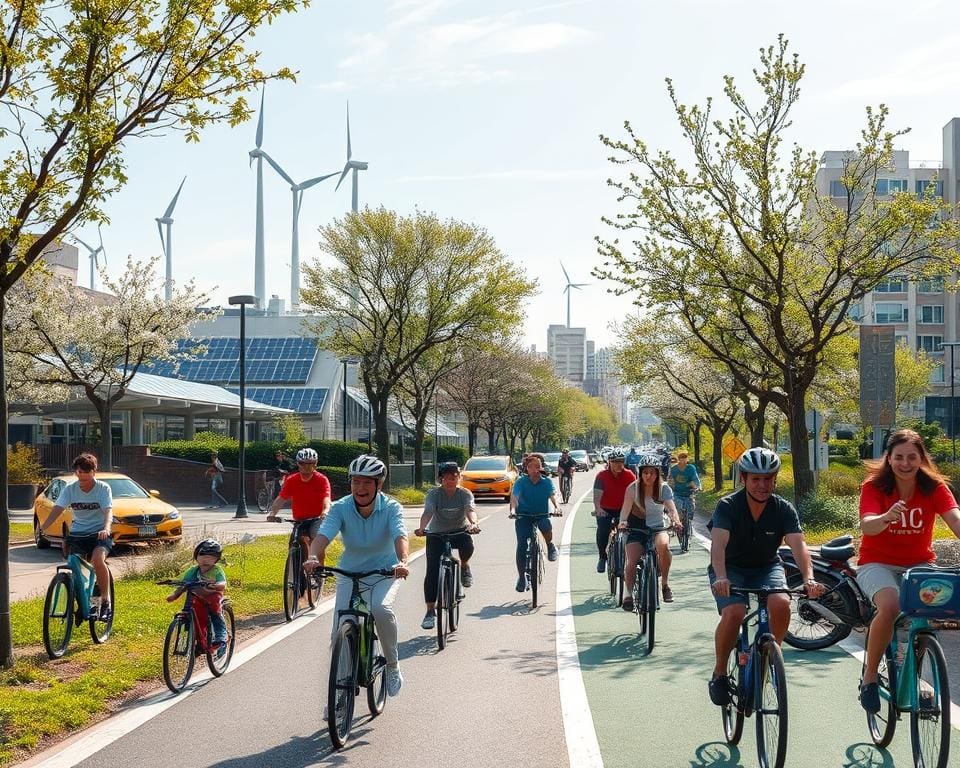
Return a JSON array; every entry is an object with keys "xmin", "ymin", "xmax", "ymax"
[
  {"xmin": 167, "ymin": 538, "xmax": 228, "ymax": 652},
  {"xmin": 305, "ymin": 455, "xmax": 409, "ymax": 696}
]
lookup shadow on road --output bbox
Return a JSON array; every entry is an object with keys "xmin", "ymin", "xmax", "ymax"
[
  {"xmin": 468, "ymin": 601, "xmax": 540, "ymax": 620},
  {"xmin": 399, "ymin": 634, "xmax": 438, "ymax": 658},
  {"xmin": 841, "ymin": 743, "xmax": 895, "ymax": 768},
  {"xmin": 206, "ymin": 721, "xmax": 381, "ymax": 767},
  {"xmin": 689, "ymin": 742, "xmax": 745, "ymax": 767}
]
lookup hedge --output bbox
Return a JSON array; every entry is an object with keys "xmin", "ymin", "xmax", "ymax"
[
  {"xmin": 797, "ymin": 492, "xmax": 859, "ymax": 531},
  {"xmin": 150, "ymin": 434, "xmax": 371, "ymax": 470},
  {"xmin": 437, "ymin": 445, "xmax": 468, "ymax": 465}
]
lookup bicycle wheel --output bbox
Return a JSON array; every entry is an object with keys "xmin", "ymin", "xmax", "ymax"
[
  {"xmin": 447, "ymin": 562, "xmax": 460, "ymax": 633},
  {"xmin": 43, "ymin": 572, "xmax": 74, "ymax": 659},
  {"xmin": 306, "ymin": 563, "xmax": 323, "ymax": 609},
  {"xmin": 282, "ymin": 547, "xmax": 299, "ymax": 622},
  {"xmin": 911, "ymin": 633, "xmax": 950, "ymax": 768},
  {"xmin": 784, "ymin": 571, "xmax": 854, "ymax": 650},
  {"xmin": 89, "ymin": 570, "xmax": 115, "ymax": 644},
  {"xmin": 755, "ymin": 639, "xmax": 788, "ymax": 768},
  {"xmin": 721, "ymin": 645, "xmax": 745, "ymax": 744},
  {"xmin": 162, "ymin": 615, "xmax": 196, "ymax": 693},
  {"xmin": 206, "ymin": 603, "xmax": 235, "ymax": 676},
  {"xmin": 561, "ymin": 476, "xmax": 571, "ymax": 503},
  {"xmin": 366, "ymin": 630, "xmax": 387, "ymax": 716},
  {"xmin": 679, "ymin": 508, "xmax": 691, "ymax": 552},
  {"xmin": 256, "ymin": 486, "xmax": 270, "ymax": 512},
  {"xmin": 644, "ymin": 555, "xmax": 657, "ymax": 655},
  {"xmin": 328, "ymin": 622, "xmax": 359, "ymax": 749},
  {"xmin": 634, "ymin": 566, "xmax": 646, "ymax": 637},
  {"xmin": 436, "ymin": 562, "xmax": 447, "ymax": 650},
  {"xmin": 866, "ymin": 642, "xmax": 897, "ymax": 747},
  {"xmin": 529, "ymin": 536, "xmax": 540, "ymax": 609}
]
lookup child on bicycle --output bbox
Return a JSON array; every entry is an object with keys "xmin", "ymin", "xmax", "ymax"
[{"xmin": 167, "ymin": 539, "xmax": 228, "ymax": 650}]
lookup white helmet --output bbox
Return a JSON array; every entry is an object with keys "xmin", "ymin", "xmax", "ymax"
[
  {"xmin": 348, "ymin": 454, "xmax": 386, "ymax": 479},
  {"xmin": 736, "ymin": 447, "xmax": 781, "ymax": 475},
  {"xmin": 636, "ymin": 453, "xmax": 661, "ymax": 468},
  {"xmin": 296, "ymin": 447, "xmax": 318, "ymax": 463}
]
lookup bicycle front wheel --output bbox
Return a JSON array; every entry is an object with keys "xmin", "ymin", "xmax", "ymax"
[
  {"xmin": 911, "ymin": 633, "xmax": 950, "ymax": 768},
  {"xmin": 162, "ymin": 615, "xmax": 196, "ymax": 693},
  {"xmin": 436, "ymin": 562, "xmax": 447, "ymax": 650},
  {"xmin": 633, "ymin": 566, "xmax": 646, "ymax": 638},
  {"xmin": 721, "ymin": 645, "xmax": 744, "ymax": 744},
  {"xmin": 644, "ymin": 555, "xmax": 657, "ymax": 655},
  {"xmin": 866, "ymin": 642, "xmax": 897, "ymax": 747},
  {"xmin": 206, "ymin": 603, "xmax": 235, "ymax": 676},
  {"xmin": 447, "ymin": 562, "xmax": 460, "ymax": 632},
  {"xmin": 529, "ymin": 537, "xmax": 541, "ymax": 609},
  {"xmin": 366, "ymin": 629, "xmax": 387, "ymax": 716},
  {"xmin": 755, "ymin": 639, "xmax": 788, "ymax": 768},
  {"xmin": 306, "ymin": 565, "xmax": 323, "ymax": 609},
  {"xmin": 89, "ymin": 570, "xmax": 114, "ymax": 644},
  {"xmin": 328, "ymin": 622, "xmax": 359, "ymax": 749},
  {"xmin": 784, "ymin": 571, "xmax": 854, "ymax": 650},
  {"xmin": 43, "ymin": 572, "xmax": 74, "ymax": 659},
  {"xmin": 282, "ymin": 548, "xmax": 299, "ymax": 622},
  {"xmin": 256, "ymin": 486, "xmax": 270, "ymax": 512}
]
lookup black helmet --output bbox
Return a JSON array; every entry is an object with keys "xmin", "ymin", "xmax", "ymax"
[
  {"xmin": 438, "ymin": 461, "xmax": 461, "ymax": 478},
  {"xmin": 194, "ymin": 538, "xmax": 223, "ymax": 560}
]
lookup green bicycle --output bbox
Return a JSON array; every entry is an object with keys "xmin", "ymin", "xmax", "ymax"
[{"xmin": 42, "ymin": 551, "xmax": 115, "ymax": 659}]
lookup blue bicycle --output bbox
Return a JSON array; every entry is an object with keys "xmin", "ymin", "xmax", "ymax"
[{"xmin": 42, "ymin": 552, "xmax": 114, "ymax": 658}]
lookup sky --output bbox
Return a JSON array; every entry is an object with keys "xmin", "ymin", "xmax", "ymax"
[{"xmin": 81, "ymin": 0, "xmax": 960, "ymax": 352}]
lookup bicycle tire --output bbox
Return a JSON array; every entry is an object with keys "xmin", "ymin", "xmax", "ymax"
[
  {"xmin": 910, "ymin": 633, "xmax": 950, "ymax": 768},
  {"xmin": 644, "ymin": 554, "xmax": 657, "ymax": 655},
  {"xmin": 561, "ymin": 476, "xmax": 571, "ymax": 504},
  {"xmin": 43, "ymin": 572, "xmax": 74, "ymax": 659},
  {"xmin": 206, "ymin": 602, "xmax": 235, "ymax": 676},
  {"xmin": 721, "ymin": 645, "xmax": 745, "ymax": 744},
  {"xmin": 88, "ymin": 570, "xmax": 115, "ymax": 644},
  {"xmin": 634, "ymin": 565, "xmax": 646, "ymax": 638},
  {"xmin": 366, "ymin": 628, "xmax": 387, "ymax": 716},
  {"xmin": 866, "ymin": 638, "xmax": 897, "ymax": 747},
  {"xmin": 162, "ymin": 614, "xmax": 195, "ymax": 693},
  {"xmin": 436, "ymin": 562, "xmax": 447, "ymax": 650},
  {"xmin": 679, "ymin": 508, "xmax": 691, "ymax": 552},
  {"xmin": 755, "ymin": 639, "xmax": 788, "ymax": 768},
  {"xmin": 328, "ymin": 621, "xmax": 359, "ymax": 749},
  {"xmin": 530, "ymin": 536, "xmax": 540, "ymax": 609},
  {"xmin": 282, "ymin": 547, "xmax": 299, "ymax": 622},
  {"xmin": 784, "ymin": 571, "xmax": 854, "ymax": 650},
  {"xmin": 448, "ymin": 562, "xmax": 460, "ymax": 633},
  {"xmin": 256, "ymin": 486, "xmax": 270, "ymax": 512}
]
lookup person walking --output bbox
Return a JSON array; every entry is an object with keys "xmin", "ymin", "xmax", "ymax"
[{"xmin": 206, "ymin": 450, "xmax": 229, "ymax": 508}]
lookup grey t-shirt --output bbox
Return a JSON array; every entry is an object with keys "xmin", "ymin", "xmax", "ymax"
[
  {"xmin": 624, "ymin": 481, "xmax": 674, "ymax": 530},
  {"xmin": 424, "ymin": 486, "xmax": 476, "ymax": 533},
  {"xmin": 57, "ymin": 480, "xmax": 113, "ymax": 536}
]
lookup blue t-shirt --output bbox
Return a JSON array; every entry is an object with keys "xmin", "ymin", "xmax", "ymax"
[
  {"xmin": 670, "ymin": 464, "xmax": 700, "ymax": 497},
  {"xmin": 512, "ymin": 474, "xmax": 556, "ymax": 516},
  {"xmin": 316, "ymin": 493, "xmax": 407, "ymax": 571},
  {"xmin": 56, "ymin": 480, "xmax": 113, "ymax": 536},
  {"xmin": 625, "ymin": 452, "xmax": 641, "ymax": 469}
]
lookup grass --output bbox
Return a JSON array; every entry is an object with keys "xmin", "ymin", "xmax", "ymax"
[
  {"xmin": 388, "ymin": 486, "xmax": 427, "ymax": 505},
  {"xmin": 9, "ymin": 523, "xmax": 31, "ymax": 543}
]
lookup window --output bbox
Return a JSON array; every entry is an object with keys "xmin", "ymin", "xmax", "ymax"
[
  {"xmin": 917, "ymin": 276, "xmax": 945, "ymax": 293},
  {"xmin": 874, "ymin": 276, "xmax": 907, "ymax": 293},
  {"xmin": 875, "ymin": 179, "xmax": 908, "ymax": 195},
  {"xmin": 874, "ymin": 302, "xmax": 907, "ymax": 323},
  {"xmin": 917, "ymin": 335, "xmax": 944, "ymax": 354},
  {"xmin": 916, "ymin": 179, "xmax": 944, "ymax": 197},
  {"xmin": 918, "ymin": 305, "xmax": 944, "ymax": 324},
  {"xmin": 829, "ymin": 179, "xmax": 850, "ymax": 197},
  {"xmin": 848, "ymin": 303, "xmax": 863, "ymax": 321},
  {"xmin": 930, "ymin": 364, "xmax": 945, "ymax": 384}
]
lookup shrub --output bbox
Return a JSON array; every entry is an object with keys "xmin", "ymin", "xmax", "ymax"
[
  {"xmin": 437, "ymin": 445, "xmax": 468, "ymax": 465},
  {"xmin": 798, "ymin": 492, "xmax": 859, "ymax": 532},
  {"xmin": 8, "ymin": 442, "xmax": 44, "ymax": 484},
  {"xmin": 819, "ymin": 465, "xmax": 864, "ymax": 497},
  {"xmin": 389, "ymin": 486, "xmax": 427, "ymax": 505},
  {"xmin": 149, "ymin": 437, "xmax": 369, "ymax": 470}
]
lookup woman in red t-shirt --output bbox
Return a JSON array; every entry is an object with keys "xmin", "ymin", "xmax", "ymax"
[{"xmin": 856, "ymin": 428, "xmax": 960, "ymax": 714}]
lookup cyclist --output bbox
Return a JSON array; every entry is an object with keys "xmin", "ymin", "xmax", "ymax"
[
  {"xmin": 414, "ymin": 462, "xmax": 480, "ymax": 630},
  {"xmin": 624, "ymin": 446, "xmax": 641, "ymax": 474},
  {"xmin": 304, "ymin": 455, "xmax": 409, "ymax": 696},
  {"xmin": 267, "ymin": 447, "xmax": 332, "ymax": 550},
  {"xmin": 592, "ymin": 449, "xmax": 636, "ymax": 573},
  {"xmin": 669, "ymin": 451, "xmax": 701, "ymax": 552},
  {"xmin": 166, "ymin": 538, "xmax": 228, "ymax": 651},
  {"xmin": 40, "ymin": 452, "xmax": 114, "ymax": 619},
  {"xmin": 618, "ymin": 453, "xmax": 682, "ymax": 609},
  {"xmin": 557, "ymin": 449, "xmax": 578, "ymax": 499},
  {"xmin": 510, "ymin": 453, "xmax": 561, "ymax": 592},
  {"xmin": 270, "ymin": 450, "xmax": 298, "ymax": 501},
  {"xmin": 855, "ymin": 428, "xmax": 960, "ymax": 714},
  {"xmin": 706, "ymin": 447, "xmax": 823, "ymax": 707}
]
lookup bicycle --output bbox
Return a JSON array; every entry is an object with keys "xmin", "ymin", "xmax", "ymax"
[
  {"xmin": 863, "ymin": 566, "xmax": 959, "ymax": 768},
  {"xmin": 674, "ymin": 491, "xmax": 697, "ymax": 553},
  {"xmin": 559, "ymin": 473, "xmax": 573, "ymax": 504},
  {"xmin": 256, "ymin": 470, "xmax": 288, "ymax": 512},
  {"xmin": 425, "ymin": 527, "xmax": 479, "ymax": 651},
  {"xmin": 606, "ymin": 529, "xmax": 626, "ymax": 608},
  {"xmin": 511, "ymin": 512, "xmax": 562, "ymax": 609},
  {"xmin": 42, "ymin": 550, "xmax": 115, "ymax": 659},
  {"xmin": 270, "ymin": 516, "xmax": 324, "ymax": 621},
  {"xmin": 156, "ymin": 579, "xmax": 236, "ymax": 693},
  {"xmin": 317, "ymin": 566, "xmax": 395, "ymax": 749},
  {"xmin": 627, "ymin": 526, "xmax": 661, "ymax": 655},
  {"xmin": 719, "ymin": 587, "xmax": 804, "ymax": 768}
]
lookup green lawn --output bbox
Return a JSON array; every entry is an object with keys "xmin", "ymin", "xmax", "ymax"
[{"xmin": 9, "ymin": 523, "xmax": 31, "ymax": 543}]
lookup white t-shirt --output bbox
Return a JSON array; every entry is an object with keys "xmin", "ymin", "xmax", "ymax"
[
  {"xmin": 623, "ymin": 481, "xmax": 674, "ymax": 530},
  {"xmin": 56, "ymin": 480, "xmax": 113, "ymax": 536}
]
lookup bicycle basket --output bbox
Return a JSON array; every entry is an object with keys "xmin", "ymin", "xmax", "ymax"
[{"xmin": 900, "ymin": 567, "xmax": 960, "ymax": 618}]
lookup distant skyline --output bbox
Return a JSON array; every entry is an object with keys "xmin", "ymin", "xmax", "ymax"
[{"xmin": 78, "ymin": 1, "xmax": 960, "ymax": 352}]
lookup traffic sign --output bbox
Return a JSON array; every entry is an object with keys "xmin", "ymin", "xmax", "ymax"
[{"xmin": 722, "ymin": 437, "xmax": 746, "ymax": 461}]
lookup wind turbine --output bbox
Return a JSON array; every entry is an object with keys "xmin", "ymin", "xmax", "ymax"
[
  {"xmin": 560, "ymin": 261, "xmax": 589, "ymax": 328},
  {"xmin": 248, "ymin": 90, "xmax": 268, "ymax": 308},
  {"xmin": 156, "ymin": 176, "xmax": 186, "ymax": 304},
  {"xmin": 74, "ymin": 226, "xmax": 106, "ymax": 291},
  {"xmin": 335, "ymin": 101, "xmax": 369, "ymax": 212}
]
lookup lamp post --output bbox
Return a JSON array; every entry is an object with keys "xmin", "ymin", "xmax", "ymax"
[
  {"xmin": 340, "ymin": 357, "xmax": 360, "ymax": 442},
  {"xmin": 942, "ymin": 341, "xmax": 960, "ymax": 462},
  {"xmin": 229, "ymin": 295, "xmax": 257, "ymax": 519}
]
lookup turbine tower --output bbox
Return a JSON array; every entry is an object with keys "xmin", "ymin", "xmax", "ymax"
[
  {"xmin": 561, "ymin": 261, "xmax": 589, "ymax": 328},
  {"xmin": 156, "ymin": 176, "xmax": 186, "ymax": 303},
  {"xmin": 74, "ymin": 227, "xmax": 106, "ymax": 291},
  {"xmin": 248, "ymin": 90, "xmax": 268, "ymax": 308},
  {"xmin": 335, "ymin": 101, "xmax": 369, "ymax": 212}
]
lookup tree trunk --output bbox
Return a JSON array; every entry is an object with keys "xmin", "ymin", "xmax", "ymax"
[
  {"xmin": 787, "ymin": 390, "xmax": 815, "ymax": 502},
  {"xmin": 0, "ymin": 297, "xmax": 13, "ymax": 668},
  {"xmin": 744, "ymin": 398, "xmax": 769, "ymax": 448},
  {"xmin": 373, "ymin": 393, "xmax": 391, "ymax": 476},
  {"xmin": 98, "ymin": 401, "xmax": 113, "ymax": 471},
  {"xmin": 468, "ymin": 423, "xmax": 477, "ymax": 456},
  {"xmin": 710, "ymin": 419, "xmax": 725, "ymax": 492},
  {"xmin": 487, "ymin": 423, "xmax": 496, "ymax": 454},
  {"xmin": 412, "ymin": 411, "xmax": 429, "ymax": 489},
  {"xmin": 693, "ymin": 422, "xmax": 702, "ymax": 467}
]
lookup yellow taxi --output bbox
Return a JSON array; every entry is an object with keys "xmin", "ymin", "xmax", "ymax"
[
  {"xmin": 459, "ymin": 455, "xmax": 518, "ymax": 502},
  {"xmin": 33, "ymin": 472, "xmax": 183, "ymax": 548}
]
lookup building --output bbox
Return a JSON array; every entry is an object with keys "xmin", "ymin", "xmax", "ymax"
[{"xmin": 547, "ymin": 324, "xmax": 587, "ymax": 384}]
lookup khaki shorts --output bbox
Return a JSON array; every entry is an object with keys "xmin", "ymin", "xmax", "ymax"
[{"xmin": 856, "ymin": 561, "xmax": 932, "ymax": 601}]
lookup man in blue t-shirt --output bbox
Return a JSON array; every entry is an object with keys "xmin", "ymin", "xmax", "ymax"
[
  {"xmin": 669, "ymin": 451, "xmax": 701, "ymax": 553},
  {"xmin": 510, "ymin": 453, "xmax": 561, "ymax": 592},
  {"xmin": 624, "ymin": 447, "xmax": 641, "ymax": 473}
]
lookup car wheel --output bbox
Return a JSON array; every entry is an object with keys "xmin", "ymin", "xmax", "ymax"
[{"xmin": 34, "ymin": 516, "xmax": 51, "ymax": 549}]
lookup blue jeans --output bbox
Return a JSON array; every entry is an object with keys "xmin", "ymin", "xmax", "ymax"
[
  {"xmin": 514, "ymin": 516, "xmax": 552, "ymax": 576},
  {"xmin": 210, "ymin": 475, "xmax": 228, "ymax": 507}
]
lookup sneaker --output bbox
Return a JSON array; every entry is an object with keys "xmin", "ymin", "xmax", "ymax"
[
  {"xmin": 709, "ymin": 674, "xmax": 731, "ymax": 706},
  {"xmin": 461, "ymin": 566, "xmax": 473, "ymax": 588},
  {"xmin": 98, "ymin": 602, "xmax": 112, "ymax": 620},
  {"xmin": 597, "ymin": 556, "xmax": 607, "ymax": 573},
  {"xmin": 547, "ymin": 543, "xmax": 559, "ymax": 562},
  {"xmin": 516, "ymin": 575, "xmax": 529, "ymax": 593},
  {"xmin": 421, "ymin": 610, "xmax": 436, "ymax": 630},
  {"xmin": 216, "ymin": 643, "xmax": 227, "ymax": 659},
  {"xmin": 860, "ymin": 682, "xmax": 881, "ymax": 714},
  {"xmin": 662, "ymin": 585, "xmax": 674, "ymax": 603},
  {"xmin": 385, "ymin": 667, "xmax": 403, "ymax": 696},
  {"xmin": 621, "ymin": 597, "xmax": 634, "ymax": 612}
]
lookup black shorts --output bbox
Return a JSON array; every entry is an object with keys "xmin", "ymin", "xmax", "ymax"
[{"xmin": 66, "ymin": 533, "xmax": 114, "ymax": 560}]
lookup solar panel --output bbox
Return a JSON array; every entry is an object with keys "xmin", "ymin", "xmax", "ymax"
[
  {"xmin": 228, "ymin": 388, "xmax": 328, "ymax": 413},
  {"xmin": 144, "ymin": 337, "xmax": 318, "ymax": 384}
]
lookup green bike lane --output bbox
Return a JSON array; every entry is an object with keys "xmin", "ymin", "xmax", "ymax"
[{"xmin": 567, "ymin": 497, "xmax": 960, "ymax": 768}]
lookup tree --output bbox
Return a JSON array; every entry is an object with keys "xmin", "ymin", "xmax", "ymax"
[
  {"xmin": 893, "ymin": 341, "xmax": 936, "ymax": 420},
  {"xmin": 6, "ymin": 257, "xmax": 212, "ymax": 466},
  {"xmin": 301, "ymin": 208, "xmax": 534, "ymax": 475},
  {"xmin": 617, "ymin": 422, "xmax": 636, "ymax": 443},
  {"xmin": 440, "ymin": 350, "xmax": 506, "ymax": 456},
  {"xmin": 0, "ymin": 0, "xmax": 301, "ymax": 667},
  {"xmin": 595, "ymin": 36, "xmax": 959, "ymax": 504}
]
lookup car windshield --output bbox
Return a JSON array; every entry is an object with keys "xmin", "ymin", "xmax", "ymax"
[
  {"xmin": 102, "ymin": 478, "xmax": 151, "ymax": 499},
  {"xmin": 570, "ymin": 450, "xmax": 587, "ymax": 459},
  {"xmin": 464, "ymin": 457, "xmax": 508, "ymax": 471},
  {"xmin": 544, "ymin": 453, "xmax": 562, "ymax": 462}
]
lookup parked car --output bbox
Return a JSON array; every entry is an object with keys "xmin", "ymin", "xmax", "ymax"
[
  {"xmin": 542, "ymin": 452, "xmax": 562, "ymax": 477},
  {"xmin": 586, "ymin": 450, "xmax": 600, "ymax": 465},
  {"xmin": 569, "ymin": 449, "xmax": 592, "ymax": 471},
  {"xmin": 460, "ymin": 455, "xmax": 518, "ymax": 502},
  {"xmin": 33, "ymin": 472, "xmax": 183, "ymax": 548}
]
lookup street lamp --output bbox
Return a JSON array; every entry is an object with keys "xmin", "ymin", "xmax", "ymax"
[
  {"xmin": 340, "ymin": 357, "xmax": 360, "ymax": 442},
  {"xmin": 941, "ymin": 341, "xmax": 960, "ymax": 461},
  {"xmin": 229, "ymin": 294, "xmax": 257, "ymax": 519}
]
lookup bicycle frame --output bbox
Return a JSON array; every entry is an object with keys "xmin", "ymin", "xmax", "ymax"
[
  {"xmin": 886, "ymin": 617, "xmax": 937, "ymax": 712},
  {"xmin": 63, "ymin": 553, "xmax": 98, "ymax": 619},
  {"xmin": 735, "ymin": 598, "xmax": 773, "ymax": 716},
  {"xmin": 335, "ymin": 573, "xmax": 384, "ymax": 687}
]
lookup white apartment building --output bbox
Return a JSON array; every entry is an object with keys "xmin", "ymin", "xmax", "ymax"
[{"xmin": 547, "ymin": 324, "xmax": 587, "ymax": 384}]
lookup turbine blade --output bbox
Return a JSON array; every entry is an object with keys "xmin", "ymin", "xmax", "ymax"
[
  {"xmin": 298, "ymin": 172, "xmax": 340, "ymax": 190},
  {"xmin": 255, "ymin": 89, "xmax": 264, "ymax": 148},
  {"xmin": 74, "ymin": 236, "xmax": 94, "ymax": 254},
  {"xmin": 335, "ymin": 163, "xmax": 350, "ymax": 191},
  {"xmin": 259, "ymin": 151, "xmax": 295, "ymax": 186},
  {"xmin": 346, "ymin": 101, "xmax": 352, "ymax": 160},
  {"xmin": 163, "ymin": 176, "xmax": 187, "ymax": 218},
  {"xmin": 156, "ymin": 220, "xmax": 166, "ymax": 252},
  {"xmin": 560, "ymin": 261, "xmax": 570, "ymax": 283}
]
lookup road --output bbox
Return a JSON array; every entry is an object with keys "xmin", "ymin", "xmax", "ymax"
[{"xmin": 17, "ymin": 470, "xmax": 960, "ymax": 768}]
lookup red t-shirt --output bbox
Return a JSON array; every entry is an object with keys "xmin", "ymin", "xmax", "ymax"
[
  {"xmin": 593, "ymin": 468, "xmax": 637, "ymax": 512},
  {"xmin": 858, "ymin": 481, "xmax": 957, "ymax": 567},
  {"xmin": 279, "ymin": 471, "xmax": 331, "ymax": 521}
]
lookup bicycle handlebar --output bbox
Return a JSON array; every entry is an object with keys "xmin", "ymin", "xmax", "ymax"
[
  {"xmin": 315, "ymin": 566, "xmax": 396, "ymax": 579},
  {"xmin": 423, "ymin": 527, "xmax": 480, "ymax": 537},
  {"xmin": 508, "ymin": 512, "xmax": 562, "ymax": 519},
  {"xmin": 730, "ymin": 587, "xmax": 807, "ymax": 597}
]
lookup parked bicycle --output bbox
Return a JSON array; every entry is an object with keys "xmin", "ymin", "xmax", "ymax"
[
  {"xmin": 156, "ymin": 579, "xmax": 236, "ymax": 693},
  {"xmin": 256, "ymin": 470, "xmax": 290, "ymax": 512},
  {"xmin": 270, "ymin": 516, "xmax": 324, "ymax": 621},
  {"xmin": 606, "ymin": 529, "xmax": 626, "ymax": 608},
  {"xmin": 42, "ymin": 551, "xmax": 114, "ymax": 659},
  {"xmin": 318, "ymin": 566, "xmax": 394, "ymax": 749},
  {"xmin": 425, "ymin": 527, "xmax": 479, "ymax": 650},
  {"xmin": 559, "ymin": 474, "xmax": 572, "ymax": 504},
  {"xmin": 628, "ymin": 526, "xmax": 660, "ymax": 655},
  {"xmin": 719, "ymin": 587, "xmax": 805, "ymax": 768},
  {"xmin": 510, "ymin": 512, "xmax": 561, "ymax": 609},
  {"xmin": 863, "ymin": 566, "xmax": 959, "ymax": 768}
]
